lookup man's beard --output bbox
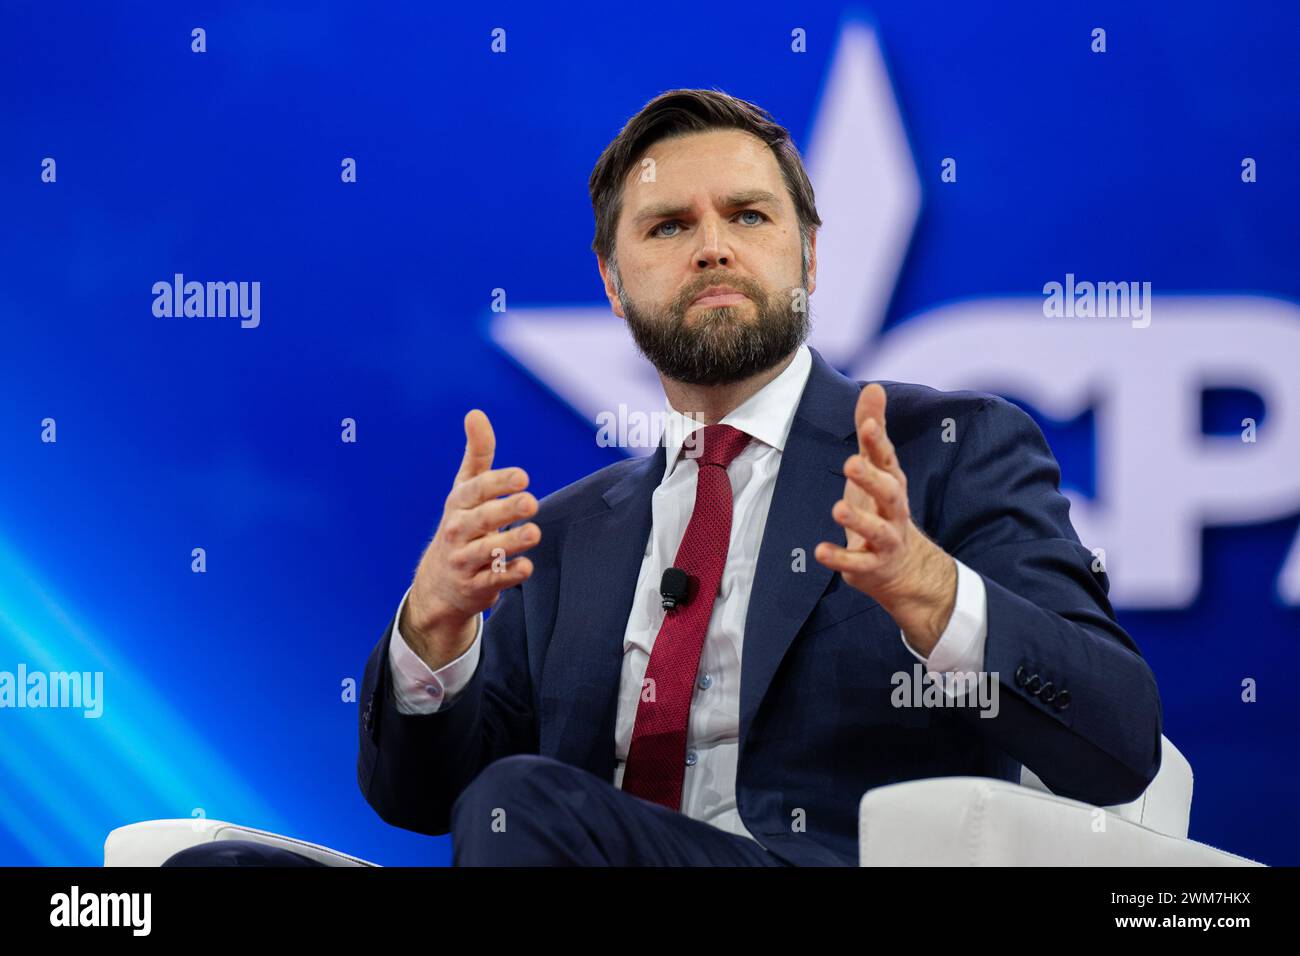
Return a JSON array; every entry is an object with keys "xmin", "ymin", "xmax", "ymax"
[{"xmin": 617, "ymin": 272, "xmax": 810, "ymax": 386}]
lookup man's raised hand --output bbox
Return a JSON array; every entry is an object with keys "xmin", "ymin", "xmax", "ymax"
[
  {"xmin": 814, "ymin": 383, "xmax": 957, "ymax": 653},
  {"xmin": 400, "ymin": 409, "xmax": 540, "ymax": 670}
]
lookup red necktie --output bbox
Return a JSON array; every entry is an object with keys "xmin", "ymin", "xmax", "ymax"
[{"xmin": 621, "ymin": 422, "xmax": 753, "ymax": 810}]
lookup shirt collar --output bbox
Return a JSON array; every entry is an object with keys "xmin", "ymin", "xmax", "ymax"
[{"xmin": 659, "ymin": 343, "xmax": 813, "ymax": 480}]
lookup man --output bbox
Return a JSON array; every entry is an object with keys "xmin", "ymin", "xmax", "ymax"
[
  {"xmin": 351, "ymin": 87, "xmax": 1163, "ymax": 867},
  {"xmin": 169, "ymin": 88, "xmax": 1161, "ymax": 867}
]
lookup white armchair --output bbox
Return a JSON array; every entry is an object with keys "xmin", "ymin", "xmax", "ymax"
[
  {"xmin": 858, "ymin": 735, "xmax": 1264, "ymax": 865},
  {"xmin": 104, "ymin": 818, "xmax": 378, "ymax": 867},
  {"xmin": 104, "ymin": 734, "xmax": 1262, "ymax": 866}
]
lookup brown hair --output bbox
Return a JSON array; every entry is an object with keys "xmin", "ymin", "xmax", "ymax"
[{"xmin": 588, "ymin": 88, "xmax": 822, "ymax": 271}]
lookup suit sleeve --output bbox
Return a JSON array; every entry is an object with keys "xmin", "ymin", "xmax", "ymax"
[
  {"xmin": 937, "ymin": 395, "xmax": 1163, "ymax": 807},
  {"xmin": 356, "ymin": 579, "xmax": 537, "ymax": 835}
]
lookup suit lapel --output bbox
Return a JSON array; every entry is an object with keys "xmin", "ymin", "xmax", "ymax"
[
  {"xmin": 738, "ymin": 347, "xmax": 863, "ymax": 756},
  {"xmin": 540, "ymin": 446, "xmax": 663, "ymax": 782}
]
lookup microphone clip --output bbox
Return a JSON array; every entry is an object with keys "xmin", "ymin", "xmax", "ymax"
[{"xmin": 660, "ymin": 567, "xmax": 692, "ymax": 610}]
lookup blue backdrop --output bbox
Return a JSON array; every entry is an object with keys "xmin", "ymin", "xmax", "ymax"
[{"xmin": 1, "ymin": 0, "xmax": 1297, "ymax": 866}]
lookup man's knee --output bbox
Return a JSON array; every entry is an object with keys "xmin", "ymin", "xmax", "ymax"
[
  {"xmin": 161, "ymin": 839, "xmax": 327, "ymax": 867},
  {"xmin": 450, "ymin": 755, "xmax": 594, "ymax": 863},
  {"xmin": 451, "ymin": 754, "xmax": 580, "ymax": 821}
]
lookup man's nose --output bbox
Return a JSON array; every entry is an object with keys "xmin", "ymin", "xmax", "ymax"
[{"xmin": 693, "ymin": 217, "xmax": 734, "ymax": 268}]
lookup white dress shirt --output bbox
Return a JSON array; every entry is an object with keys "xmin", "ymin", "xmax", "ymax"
[{"xmin": 387, "ymin": 344, "xmax": 989, "ymax": 843}]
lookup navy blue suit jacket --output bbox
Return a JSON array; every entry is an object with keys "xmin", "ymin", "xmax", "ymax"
[{"xmin": 358, "ymin": 346, "xmax": 1163, "ymax": 866}]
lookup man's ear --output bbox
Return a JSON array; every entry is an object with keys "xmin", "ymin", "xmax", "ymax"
[{"xmin": 597, "ymin": 254, "xmax": 626, "ymax": 318}]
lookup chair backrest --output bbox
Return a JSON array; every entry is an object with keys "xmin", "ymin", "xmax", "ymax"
[{"xmin": 1019, "ymin": 734, "xmax": 1192, "ymax": 838}]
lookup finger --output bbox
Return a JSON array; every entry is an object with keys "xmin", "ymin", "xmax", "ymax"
[
  {"xmin": 854, "ymin": 383, "xmax": 887, "ymax": 457},
  {"xmin": 843, "ymin": 466, "xmax": 877, "ymax": 519},
  {"xmin": 467, "ymin": 555, "xmax": 534, "ymax": 596},
  {"xmin": 815, "ymin": 541, "xmax": 884, "ymax": 576},
  {"xmin": 456, "ymin": 491, "xmax": 537, "ymax": 541},
  {"xmin": 843, "ymin": 454, "xmax": 906, "ymax": 521},
  {"xmin": 831, "ymin": 498, "xmax": 903, "ymax": 552},
  {"xmin": 859, "ymin": 415, "xmax": 905, "ymax": 488},
  {"xmin": 448, "ymin": 523, "xmax": 541, "ymax": 575},
  {"xmin": 455, "ymin": 409, "xmax": 496, "ymax": 485},
  {"xmin": 447, "ymin": 465, "xmax": 529, "ymax": 511}
]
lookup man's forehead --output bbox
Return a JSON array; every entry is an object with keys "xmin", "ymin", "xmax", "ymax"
[
  {"xmin": 628, "ymin": 129, "xmax": 776, "ymax": 184},
  {"xmin": 643, "ymin": 126, "xmax": 768, "ymax": 160}
]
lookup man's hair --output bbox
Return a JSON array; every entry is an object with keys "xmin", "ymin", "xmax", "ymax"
[{"xmin": 588, "ymin": 88, "xmax": 822, "ymax": 278}]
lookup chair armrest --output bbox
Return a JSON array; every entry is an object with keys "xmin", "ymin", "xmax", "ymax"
[
  {"xmin": 859, "ymin": 777, "xmax": 1263, "ymax": 866},
  {"xmin": 104, "ymin": 819, "xmax": 378, "ymax": 867}
]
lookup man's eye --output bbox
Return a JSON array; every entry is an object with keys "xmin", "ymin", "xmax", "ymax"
[{"xmin": 651, "ymin": 211, "xmax": 766, "ymax": 238}]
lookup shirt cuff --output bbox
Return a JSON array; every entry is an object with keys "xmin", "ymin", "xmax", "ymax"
[
  {"xmin": 388, "ymin": 585, "xmax": 483, "ymax": 715},
  {"xmin": 898, "ymin": 558, "xmax": 988, "ymax": 695}
]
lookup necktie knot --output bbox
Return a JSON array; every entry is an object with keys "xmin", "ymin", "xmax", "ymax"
[{"xmin": 694, "ymin": 423, "xmax": 751, "ymax": 469}]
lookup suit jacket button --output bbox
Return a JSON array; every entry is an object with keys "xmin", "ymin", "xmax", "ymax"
[
  {"xmin": 1014, "ymin": 665, "xmax": 1029, "ymax": 687},
  {"xmin": 1053, "ymin": 689, "xmax": 1071, "ymax": 710},
  {"xmin": 1025, "ymin": 674, "xmax": 1042, "ymax": 694},
  {"xmin": 1039, "ymin": 682, "xmax": 1056, "ymax": 702}
]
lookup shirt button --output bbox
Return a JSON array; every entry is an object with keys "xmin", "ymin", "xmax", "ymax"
[
  {"xmin": 423, "ymin": 683, "xmax": 442, "ymax": 698},
  {"xmin": 697, "ymin": 673, "xmax": 713, "ymax": 690},
  {"xmin": 685, "ymin": 750, "xmax": 698, "ymax": 767}
]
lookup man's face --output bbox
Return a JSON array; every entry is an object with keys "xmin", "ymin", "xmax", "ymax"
[{"xmin": 599, "ymin": 128, "xmax": 817, "ymax": 386}]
